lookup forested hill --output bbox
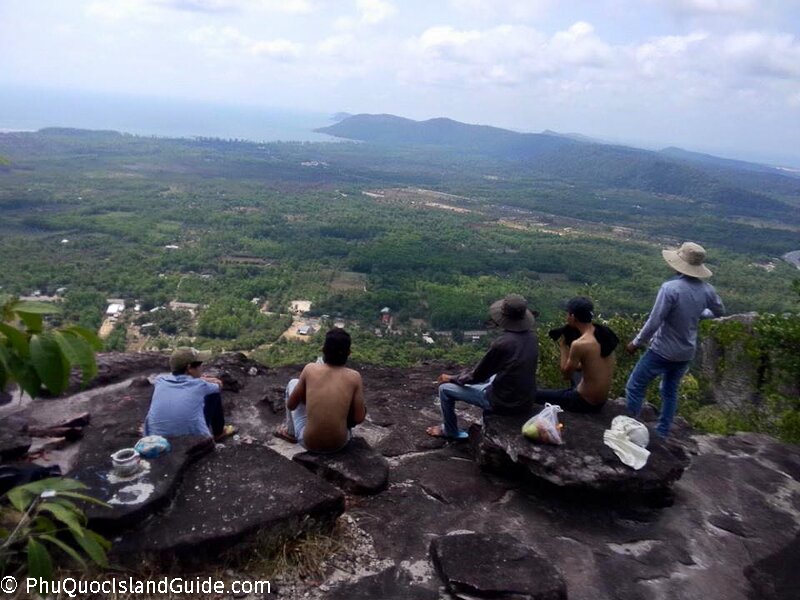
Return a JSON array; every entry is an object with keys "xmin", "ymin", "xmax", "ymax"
[{"xmin": 317, "ymin": 114, "xmax": 800, "ymax": 223}]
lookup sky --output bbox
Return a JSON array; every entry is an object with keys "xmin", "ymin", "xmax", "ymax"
[{"xmin": 1, "ymin": 0, "xmax": 800, "ymax": 165}]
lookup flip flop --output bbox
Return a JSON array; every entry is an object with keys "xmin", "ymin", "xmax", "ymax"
[
  {"xmin": 273, "ymin": 426, "xmax": 297, "ymax": 444},
  {"xmin": 215, "ymin": 424, "xmax": 237, "ymax": 441},
  {"xmin": 425, "ymin": 425, "xmax": 469, "ymax": 441}
]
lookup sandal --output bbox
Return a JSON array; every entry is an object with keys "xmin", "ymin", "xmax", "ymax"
[
  {"xmin": 215, "ymin": 424, "xmax": 237, "ymax": 441},
  {"xmin": 273, "ymin": 425, "xmax": 297, "ymax": 444},
  {"xmin": 425, "ymin": 425, "xmax": 469, "ymax": 440}
]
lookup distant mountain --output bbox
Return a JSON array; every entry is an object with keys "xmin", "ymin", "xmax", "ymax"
[
  {"xmin": 331, "ymin": 112, "xmax": 354, "ymax": 122},
  {"xmin": 541, "ymin": 129, "xmax": 605, "ymax": 144},
  {"xmin": 317, "ymin": 113, "xmax": 800, "ymax": 220},
  {"xmin": 659, "ymin": 146, "xmax": 786, "ymax": 176},
  {"xmin": 316, "ymin": 114, "xmax": 578, "ymax": 159}
]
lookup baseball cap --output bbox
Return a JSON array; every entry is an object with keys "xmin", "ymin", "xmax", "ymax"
[{"xmin": 169, "ymin": 347, "xmax": 212, "ymax": 372}]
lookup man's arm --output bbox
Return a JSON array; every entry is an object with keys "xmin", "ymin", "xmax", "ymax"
[
  {"xmin": 348, "ymin": 374, "xmax": 366, "ymax": 426},
  {"xmin": 628, "ymin": 285, "xmax": 672, "ymax": 352},
  {"xmin": 560, "ymin": 340, "xmax": 583, "ymax": 380},
  {"xmin": 287, "ymin": 367, "xmax": 308, "ymax": 411},
  {"xmin": 706, "ymin": 286, "xmax": 725, "ymax": 318},
  {"xmin": 453, "ymin": 343, "xmax": 503, "ymax": 386}
]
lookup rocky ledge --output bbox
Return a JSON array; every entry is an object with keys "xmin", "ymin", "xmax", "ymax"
[
  {"xmin": 477, "ymin": 400, "xmax": 690, "ymax": 496},
  {"xmin": 1, "ymin": 353, "xmax": 798, "ymax": 600}
]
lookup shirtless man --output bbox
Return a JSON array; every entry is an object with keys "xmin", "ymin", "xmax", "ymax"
[
  {"xmin": 274, "ymin": 329, "xmax": 366, "ymax": 453},
  {"xmin": 536, "ymin": 297, "xmax": 617, "ymax": 413}
]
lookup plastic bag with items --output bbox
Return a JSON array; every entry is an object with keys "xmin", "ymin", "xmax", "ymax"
[{"xmin": 522, "ymin": 403, "xmax": 565, "ymax": 445}]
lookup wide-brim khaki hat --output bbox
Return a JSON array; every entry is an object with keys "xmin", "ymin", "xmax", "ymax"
[
  {"xmin": 170, "ymin": 347, "xmax": 212, "ymax": 372},
  {"xmin": 489, "ymin": 294, "xmax": 537, "ymax": 332},
  {"xmin": 662, "ymin": 242, "xmax": 713, "ymax": 279}
]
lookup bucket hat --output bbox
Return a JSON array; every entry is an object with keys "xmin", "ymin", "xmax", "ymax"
[
  {"xmin": 488, "ymin": 294, "xmax": 537, "ymax": 332},
  {"xmin": 662, "ymin": 242, "xmax": 712, "ymax": 279}
]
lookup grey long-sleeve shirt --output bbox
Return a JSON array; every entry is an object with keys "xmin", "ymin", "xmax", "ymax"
[{"xmin": 633, "ymin": 275, "xmax": 725, "ymax": 362}]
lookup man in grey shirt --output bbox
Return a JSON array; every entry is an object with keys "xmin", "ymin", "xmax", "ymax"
[{"xmin": 626, "ymin": 242, "xmax": 725, "ymax": 437}]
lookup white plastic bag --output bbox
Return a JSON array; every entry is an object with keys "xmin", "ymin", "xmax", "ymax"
[
  {"xmin": 603, "ymin": 416, "xmax": 650, "ymax": 470},
  {"xmin": 522, "ymin": 403, "xmax": 564, "ymax": 445}
]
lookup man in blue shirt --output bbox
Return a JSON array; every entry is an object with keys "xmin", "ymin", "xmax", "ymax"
[
  {"xmin": 626, "ymin": 242, "xmax": 725, "ymax": 437},
  {"xmin": 144, "ymin": 347, "xmax": 234, "ymax": 440}
]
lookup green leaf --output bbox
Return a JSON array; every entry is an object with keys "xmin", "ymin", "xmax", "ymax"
[
  {"xmin": 6, "ymin": 487, "xmax": 35, "ymax": 512},
  {"xmin": 87, "ymin": 529, "xmax": 112, "ymax": 551},
  {"xmin": 31, "ymin": 516, "xmax": 58, "ymax": 534},
  {"xmin": 27, "ymin": 538, "xmax": 53, "ymax": 580},
  {"xmin": 17, "ymin": 311, "xmax": 43, "ymax": 334},
  {"xmin": 38, "ymin": 503, "xmax": 85, "ymax": 537},
  {"xmin": 0, "ymin": 322, "xmax": 29, "ymax": 356},
  {"xmin": 73, "ymin": 530, "xmax": 108, "ymax": 567},
  {"xmin": 48, "ymin": 497, "xmax": 80, "ymax": 513},
  {"xmin": 30, "ymin": 333, "xmax": 70, "ymax": 395},
  {"xmin": 13, "ymin": 300, "xmax": 62, "ymax": 315},
  {"xmin": 0, "ymin": 346, "xmax": 7, "ymax": 391},
  {"xmin": 63, "ymin": 325, "xmax": 103, "ymax": 351},
  {"xmin": 4, "ymin": 351, "xmax": 42, "ymax": 398},
  {"xmin": 56, "ymin": 491, "xmax": 110, "ymax": 508},
  {"xmin": 53, "ymin": 331, "xmax": 98, "ymax": 385},
  {"xmin": 38, "ymin": 534, "xmax": 87, "ymax": 569}
]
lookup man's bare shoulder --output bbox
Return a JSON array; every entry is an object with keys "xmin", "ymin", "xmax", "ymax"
[
  {"xmin": 573, "ymin": 334, "xmax": 601, "ymax": 353},
  {"xmin": 342, "ymin": 367, "xmax": 363, "ymax": 382}
]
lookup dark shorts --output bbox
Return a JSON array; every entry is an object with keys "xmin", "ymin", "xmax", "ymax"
[{"xmin": 535, "ymin": 388, "xmax": 604, "ymax": 413}]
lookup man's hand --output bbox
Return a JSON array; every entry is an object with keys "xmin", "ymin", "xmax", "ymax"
[
  {"xmin": 625, "ymin": 342, "xmax": 639, "ymax": 355},
  {"xmin": 437, "ymin": 373, "xmax": 453, "ymax": 384},
  {"xmin": 202, "ymin": 376, "xmax": 223, "ymax": 387}
]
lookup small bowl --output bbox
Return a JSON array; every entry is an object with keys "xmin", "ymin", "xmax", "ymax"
[{"xmin": 110, "ymin": 448, "xmax": 141, "ymax": 477}]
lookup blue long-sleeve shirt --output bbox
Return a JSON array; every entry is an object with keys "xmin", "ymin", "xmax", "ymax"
[{"xmin": 633, "ymin": 275, "xmax": 725, "ymax": 362}]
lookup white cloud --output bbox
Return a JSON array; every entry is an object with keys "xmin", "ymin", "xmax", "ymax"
[
  {"xmin": 447, "ymin": 0, "xmax": 551, "ymax": 20},
  {"xmin": 356, "ymin": 0, "xmax": 396, "ymax": 25},
  {"xmin": 664, "ymin": 0, "xmax": 757, "ymax": 17},
  {"xmin": 86, "ymin": 0, "xmax": 161, "ymax": 22},
  {"xmin": 721, "ymin": 31, "xmax": 800, "ymax": 79},
  {"xmin": 408, "ymin": 22, "xmax": 613, "ymax": 86},
  {"xmin": 189, "ymin": 25, "xmax": 302, "ymax": 60},
  {"xmin": 88, "ymin": 0, "xmax": 314, "ymax": 20}
]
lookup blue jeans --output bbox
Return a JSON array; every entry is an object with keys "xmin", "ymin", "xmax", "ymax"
[
  {"xmin": 438, "ymin": 379, "xmax": 493, "ymax": 438},
  {"xmin": 626, "ymin": 350, "xmax": 690, "ymax": 438}
]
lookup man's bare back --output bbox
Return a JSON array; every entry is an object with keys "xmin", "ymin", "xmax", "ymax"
[
  {"xmin": 569, "ymin": 328, "xmax": 615, "ymax": 404},
  {"xmin": 290, "ymin": 362, "xmax": 365, "ymax": 452}
]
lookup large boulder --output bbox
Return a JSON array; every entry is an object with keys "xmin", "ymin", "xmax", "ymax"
[
  {"xmin": 327, "ymin": 566, "xmax": 438, "ymax": 600},
  {"xmin": 114, "ymin": 444, "xmax": 345, "ymax": 564},
  {"xmin": 0, "ymin": 429, "xmax": 31, "ymax": 462},
  {"xmin": 292, "ymin": 437, "xmax": 389, "ymax": 495},
  {"xmin": 476, "ymin": 400, "xmax": 689, "ymax": 495},
  {"xmin": 430, "ymin": 532, "xmax": 567, "ymax": 599},
  {"xmin": 69, "ymin": 352, "xmax": 168, "ymax": 393},
  {"xmin": 695, "ymin": 313, "xmax": 800, "ymax": 408}
]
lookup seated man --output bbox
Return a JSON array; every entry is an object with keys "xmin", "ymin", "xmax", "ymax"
[
  {"xmin": 275, "ymin": 329, "xmax": 366, "ymax": 453},
  {"xmin": 144, "ymin": 347, "xmax": 235, "ymax": 440},
  {"xmin": 427, "ymin": 294, "xmax": 539, "ymax": 440},
  {"xmin": 537, "ymin": 297, "xmax": 617, "ymax": 413}
]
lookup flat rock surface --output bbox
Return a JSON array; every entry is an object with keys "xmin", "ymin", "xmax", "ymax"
[
  {"xmin": 326, "ymin": 566, "xmax": 438, "ymax": 600},
  {"xmin": 11, "ymin": 354, "xmax": 800, "ymax": 600},
  {"xmin": 478, "ymin": 400, "xmax": 690, "ymax": 493},
  {"xmin": 431, "ymin": 532, "xmax": 566, "ymax": 599},
  {"xmin": 115, "ymin": 444, "xmax": 345, "ymax": 563},
  {"xmin": 293, "ymin": 437, "xmax": 389, "ymax": 495},
  {"xmin": 0, "ymin": 429, "xmax": 31, "ymax": 462}
]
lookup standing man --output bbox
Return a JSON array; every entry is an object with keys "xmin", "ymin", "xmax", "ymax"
[
  {"xmin": 426, "ymin": 294, "xmax": 538, "ymax": 440},
  {"xmin": 626, "ymin": 242, "xmax": 724, "ymax": 437}
]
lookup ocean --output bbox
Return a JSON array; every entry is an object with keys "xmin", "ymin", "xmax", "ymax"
[{"xmin": 0, "ymin": 86, "xmax": 339, "ymax": 143}]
